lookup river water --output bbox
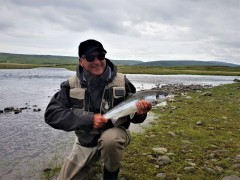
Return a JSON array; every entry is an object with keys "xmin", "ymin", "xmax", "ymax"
[{"xmin": 0, "ymin": 68, "xmax": 238, "ymax": 179}]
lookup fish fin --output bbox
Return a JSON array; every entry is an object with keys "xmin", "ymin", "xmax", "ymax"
[{"xmin": 111, "ymin": 118, "xmax": 119, "ymax": 124}]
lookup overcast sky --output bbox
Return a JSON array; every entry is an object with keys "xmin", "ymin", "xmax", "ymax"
[{"xmin": 0, "ymin": 0, "xmax": 240, "ymax": 64}]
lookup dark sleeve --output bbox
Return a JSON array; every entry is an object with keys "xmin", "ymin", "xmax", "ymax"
[
  {"xmin": 44, "ymin": 81, "xmax": 94, "ymax": 131},
  {"xmin": 125, "ymin": 77, "xmax": 148, "ymax": 124}
]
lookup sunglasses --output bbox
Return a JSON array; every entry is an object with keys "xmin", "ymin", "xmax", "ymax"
[{"xmin": 82, "ymin": 53, "xmax": 106, "ymax": 62}]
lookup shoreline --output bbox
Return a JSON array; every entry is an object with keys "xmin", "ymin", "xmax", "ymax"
[{"xmin": 0, "ymin": 64, "xmax": 240, "ymax": 76}]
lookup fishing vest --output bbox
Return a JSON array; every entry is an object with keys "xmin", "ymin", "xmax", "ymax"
[{"xmin": 68, "ymin": 72, "xmax": 126, "ymax": 119}]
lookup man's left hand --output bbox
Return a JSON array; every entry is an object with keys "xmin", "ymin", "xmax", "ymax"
[{"xmin": 135, "ymin": 100, "xmax": 152, "ymax": 115}]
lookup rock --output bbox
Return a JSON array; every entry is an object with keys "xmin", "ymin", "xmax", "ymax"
[
  {"xmin": 33, "ymin": 108, "xmax": 41, "ymax": 112},
  {"xmin": 156, "ymin": 173, "xmax": 166, "ymax": 178},
  {"xmin": 168, "ymin": 131, "xmax": 176, "ymax": 137},
  {"xmin": 4, "ymin": 107, "xmax": 14, "ymax": 112},
  {"xmin": 14, "ymin": 109, "xmax": 22, "ymax": 114},
  {"xmin": 166, "ymin": 153, "xmax": 175, "ymax": 156},
  {"xmin": 209, "ymin": 153, "xmax": 216, "ymax": 158},
  {"xmin": 222, "ymin": 175, "xmax": 240, "ymax": 180},
  {"xmin": 0, "ymin": 110, "xmax": 3, "ymax": 113},
  {"xmin": 201, "ymin": 91, "xmax": 212, "ymax": 96},
  {"xmin": 233, "ymin": 78, "xmax": 240, "ymax": 82},
  {"xmin": 170, "ymin": 106, "xmax": 177, "ymax": 110},
  {"xmin": 152, "ymin": 147, "xmax": 168, "ymax": 154},
  {"xmin": 215, "ymin": 166, "xmax": 224, "ymax": 173},
  {"xmin": 188, "ymin": 162, "xmax": 196, "ymax": 167},
  {"xmin": 232, "ymin": 164, "xmax": 240, "ymax": 170},
  {"xmin": 204, "ymin": 166, "xmax": 216, "ymax": 174},
  {"xmin": 43, "ymin": 168, "xmax": 52, "ymax": 173},
  {"xmin": 183, "ymin": 166, "xmax": 195, "ymax": 172},
  {"xmin": 208, "ymin": 127, "xmax": 215, "ymax": 130},
  {"xmin": 235, "ymin": 154, "xmax": 240, "ymax": 160},
  {"xmin": 147, "ymin": 155, "xmax": 155, "ymax": 163},
  {"xmin": 152, "ymin": 84, "xmax": 212, "ymax": 94},
  {"xmin": 196, "ymin": 121, "xmax": 204, "ymax": 126},
  {"xmin": 156, "ymin": 155, "xmax": 171, "ymax": 166}
]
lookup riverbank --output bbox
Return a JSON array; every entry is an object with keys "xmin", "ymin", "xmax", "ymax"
[
  {"xmin": 120, "ymin": 82, "xmax": 240, "ymax": 180},
  {"xmin": 42, "ymin": 82, "xmax": 240, "ymax": 179},
  {"xmin": 1, "ymin": 63, "xmax": 240, "ymax": 76}
]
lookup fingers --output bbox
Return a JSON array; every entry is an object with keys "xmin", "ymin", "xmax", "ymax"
[
  {"xmin": 93, "ymin": 114, "xmax": 108, "ymax": 129},
  {"xmin": 136, "ymin": 100, "xmax": 152, "ymax": 115}
]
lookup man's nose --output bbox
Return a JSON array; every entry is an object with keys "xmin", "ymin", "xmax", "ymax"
[{"xmin": 92, "ymin": 57, "xmax": 101, "ymax": 62}]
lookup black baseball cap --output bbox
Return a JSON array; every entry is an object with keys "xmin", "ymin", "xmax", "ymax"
[{"xmin": 78, "ymin": 39, "xmax": 107, "ymax": 57}]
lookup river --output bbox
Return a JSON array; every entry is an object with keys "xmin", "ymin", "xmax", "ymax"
[{"xmin": 0, "ymin": 68, "xmax": 238, "ymax": 179}]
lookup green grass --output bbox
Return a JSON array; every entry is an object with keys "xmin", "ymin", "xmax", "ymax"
[
  {"xmin": 120, "ymin": 83, "xmax": 240, "ymax": 179},
  {"xmin": 117, "ymin": 66, "xmax": 240, "ymax": 76},
  {"xmin": 42, "ymin": 83, "xmax": 240, "ymax": 179},
  {"xmin": 1, "ymin": 63, "xmax": 240, "ymax": 76}
]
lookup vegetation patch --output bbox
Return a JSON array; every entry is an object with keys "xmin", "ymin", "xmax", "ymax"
[{"xmin": 121, "ymin": 83, "xmax": 240, "ymax": 179}]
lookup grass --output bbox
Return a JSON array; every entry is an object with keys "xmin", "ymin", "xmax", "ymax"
[
  {"xmin": 117, "ymin": 66, "xmax": 240, "ymax": 76},
  {"xmin": 120, "ymin": 82, "xmax": 240, "ymax": 179},
  {"xmin": 1, "ymin": 63, "xmax": 240, "ymax": 76},
  {"xmin": 42, "ymin": 82, "xmax": 240, "ymax": 179}
]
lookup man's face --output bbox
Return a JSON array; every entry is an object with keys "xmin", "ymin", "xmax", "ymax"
[{"xmin": 79, "ymin": 51, "xmax": 107, "ymax": 76}]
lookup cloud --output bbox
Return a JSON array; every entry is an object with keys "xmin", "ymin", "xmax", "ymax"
[{"xmin": 0, "ymin": 0, "xmax": 239, "ymax": 64}]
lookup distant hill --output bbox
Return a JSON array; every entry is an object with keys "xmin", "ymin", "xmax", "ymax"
[
  {"xmin": 0, "ymin": 52, "xmax": 239, "ymax": 67},
  {"xmin": 135, "ymin": 60, "xmax": 240, "ymax": 67},
  {"xmin": 0, "ymin": 52, "xmax": 142, "ymax": 66},
  {"xmin": 0, "ymin": 52, "xmax": 77, "ymax": 64}
]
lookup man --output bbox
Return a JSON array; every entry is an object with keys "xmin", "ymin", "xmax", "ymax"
[{"xmin": 45, "ymin": 39, "xmax": 152, "ymax": 180}]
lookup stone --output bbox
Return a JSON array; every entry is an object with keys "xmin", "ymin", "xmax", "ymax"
[
  {"xmin": 156, "ymin": 156, "xmax": 171, "ymax": 166},
  {"xmin": 183, "ymin": 166, "xmax": 195, "ymax": 172},
  {"xmin": 196, "ymin": 121, "xmax": 204, "ymax": 126},
  {"xmin": 201, "ymin": 91, "xmax": 212, "ymax": 96},
  {"xmin": 222, "ymin": 175, "xmax": 240, "ymax": 180},
  {"xmin": 232, "ymin": 164, "xmax": 240, "ymax": 170},
  {"xmin": 4, "ymin": 107, "xmax": 14, "ymax": 112},
  {"xmin": 152, "ymin": 147, "xmax": 168, "ymax": 154},
  {"xmin": 188, "ymin": 162, "xmax": 196, "ymax": 167},
  {"xmin": 233, "ymin": 78, "xmax": 240, "ymax": 82},
  {"xmin": 168, "ymin": 131, "xmax": 176, "ymax": 137},
  {"xmin": 235, "ymin": 154, "xmax": 240, "ymax": 160},
  {"xmin": 156, "ymin": 173, "xmax": 166, "ymax": 178}
]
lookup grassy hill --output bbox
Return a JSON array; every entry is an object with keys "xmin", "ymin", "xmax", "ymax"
[
  {"xmin": 0, "ymin": 53, "xmax": 78, "ymax": 64},
  {"xmin": 135, "ymin": 60, "xmax": 240, "ymax": 67},
  {"xmin": 0, "ymin": 52, "xmax": 142, "ymax": 66},
  {"xmin": 1, "ymin": 52, "xmax": 239, "ymax": 67}
]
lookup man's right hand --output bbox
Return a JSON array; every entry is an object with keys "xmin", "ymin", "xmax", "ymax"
[{"xmin": 93, "ymin": 114, "xmax": 108, "ymax": 129}]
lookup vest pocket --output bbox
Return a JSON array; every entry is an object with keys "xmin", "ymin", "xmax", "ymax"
[{"xmin": 70, "ymin": 88, "xmax": 85, "ymax": 109}]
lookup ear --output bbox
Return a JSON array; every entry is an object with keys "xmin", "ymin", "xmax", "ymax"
[{"xmin": 79, "ymin": 58, "xmax": 83, "ymax": 67}]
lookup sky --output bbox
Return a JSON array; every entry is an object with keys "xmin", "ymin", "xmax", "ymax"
[{"xmin": 0, "ymin": 0, "xmax": 240, "ymax": 64}]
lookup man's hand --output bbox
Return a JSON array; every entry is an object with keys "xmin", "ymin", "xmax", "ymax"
[
  {"xmin": 93, "ymin": 114, "xmax": 108, "ymax": 129},
  {"xmin": 136, "ymin": 100, "xmax": 152, "ymax": 115}
]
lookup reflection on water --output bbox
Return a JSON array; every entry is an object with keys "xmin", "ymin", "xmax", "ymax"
[{"xmin": 0, "ymin": 68, "xmax": 238, "ymax": 179}]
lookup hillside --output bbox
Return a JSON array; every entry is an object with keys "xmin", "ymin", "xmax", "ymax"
[
  {"xmin": 0, "ymin": 52, "xmax": 142, "ymax": 66},
  {"xmin": 0, "ymin": 52, "xmax": 239, "ymax": 67},
  {"xmin": 135, "ymin": 60, "xmax": 240, "ymax": 67}
]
